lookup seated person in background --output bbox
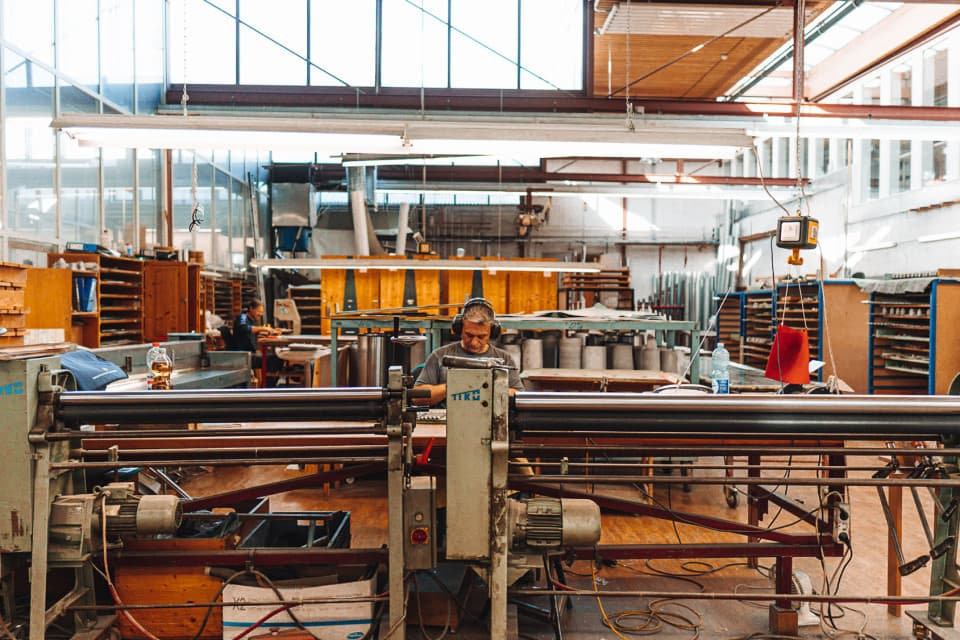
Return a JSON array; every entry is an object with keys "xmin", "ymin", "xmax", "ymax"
[
  {"xmin": 414, "ymin": 298, "xmax": 523, "ymax": 406},
  {"xmin": 234, "ymin": 298, "xmax": 283, "ymax": 385}
]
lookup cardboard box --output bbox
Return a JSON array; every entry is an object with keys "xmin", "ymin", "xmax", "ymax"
[{"xmin": 222, "ymin": 574, "xmax": 375, "ymax": 640}]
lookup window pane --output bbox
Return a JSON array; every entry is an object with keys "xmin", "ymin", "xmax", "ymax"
[
  {"xmin": 924, "ymin": 46, "xmax": 947, "ymax": 107},
  {"xmin": 57, "ymin": 0, "xmax": 99, "ymax": 92},
  {"xmin": 923, "ymin": 140, "xmax": 946, "ymax": 185},
  {"xmin": 214, "ymin": 171, "xmax": 231, "ymax": 266},
  {"xmin": 892, "ymin": 64, "xmax": 911, "ymax": 106},
  {"xmin": 139, "ymin": 150, "xmax": 162, "ymax": 249},
  {"xmin": 104, "ymin": 148, "xmax": 135, "ymax": 251},
  {"xmin": 135, "ymin": 0, "xmax": 166, "ymax": 114},
  {"xmin": 896, "ymin": 140, "xmax": 911, "ymax": 193},
  {"xmin": 8, "ymin": 238, "xmax": 57, "ymax": 267},
  {"xmin": 381, "ymin": 0, "xmax": 448, "ymax": 88},
  {"xmin": 59, "ymin": 86, "xmax": 100, "ymax": 244},
  {"xmin": 5, "ymin": 51, "xmax": 56, "ymax": 236},
  {"xmin": 2, "ymin": 0, "xmax": 54, "ymax": 66},
  {"xmin": 819, "ymin": 139, "xmax": 830, "ymax": 176},
  {"xmin": 520, "ymin": 0, "xmax": 582, "ymax": 90},
  {"xmin": 168, "ymin": 0, "xmax": 237, "ymax": 83},
  {"xmin": 309, "ymin": 0, "xmax": 375, "ymax": 86},
  {"xmin": 100, "ymin": 0, "xmax": 135, "ymax": 110},
  {"xmin": 867, "ymin": 139, "xmax": 880, "ymax": 199},
  {"xmin": 862, "ymin": 77, "xmax": 880, "ymax": 105},
  {"xmin": 239, "ymin": 0, "xmax": 307, "ymax": 84},
  {"xmin": 450, "ymin": 0, "xmax": 517, "ymax": 89}
]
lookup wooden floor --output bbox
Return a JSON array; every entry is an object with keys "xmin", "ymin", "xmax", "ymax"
[{"xmin": 181, "ymin": 446, "xmax": 943, "ymax": 639}]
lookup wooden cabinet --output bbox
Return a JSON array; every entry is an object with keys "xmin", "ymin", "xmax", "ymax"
[
  {"xmin": 143, "ymin": 261, "xmax": 189, "ymax": 342},
  {"xmin": 24, "ymin": 268, "xmax": 72, "ymax": 340},
  {"xmin": 868, "ymin": 280, "xmax": 960, "ymax": 395}
]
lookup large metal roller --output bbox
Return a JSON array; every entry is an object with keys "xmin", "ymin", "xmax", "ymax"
[
  {"xmin": 56, "ymin": 387, "xmax": 389, "ymax": 426},
  {"xmin": 512, "ymin": 393, "xmax": 960, "ymax": 437}
]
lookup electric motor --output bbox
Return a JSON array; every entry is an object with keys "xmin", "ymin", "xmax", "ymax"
[{"xmin": 507, "ymin": 497, "xmax": 600, "ymax": 550}]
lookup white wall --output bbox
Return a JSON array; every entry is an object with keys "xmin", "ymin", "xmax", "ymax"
[{"xmin": 733, "ymin": 170, "xmax": 960, "ymax": 285}]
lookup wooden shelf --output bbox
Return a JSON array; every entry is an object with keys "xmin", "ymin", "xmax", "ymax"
[{"xmin": 48, "ymin": 253, "xmax": 145, "ymax": 348}]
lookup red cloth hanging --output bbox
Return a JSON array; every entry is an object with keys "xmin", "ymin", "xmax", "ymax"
[{"xmin": 764, "ymin": 324, "xmax": 811, "ymax": 384}]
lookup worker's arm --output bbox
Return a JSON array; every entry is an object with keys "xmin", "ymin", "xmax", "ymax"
[{"xmin": 413, "ymin": 383, "xmax": 446, "ymax": 406}]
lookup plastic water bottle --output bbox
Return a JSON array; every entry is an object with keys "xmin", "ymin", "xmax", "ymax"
[
  {"xmin": 711, "ymin": 343, "xmax": 730, "ymax": 394},
  {"xmin": 146, "ymin": 343, "xmax": 173, "ymax": 390}
]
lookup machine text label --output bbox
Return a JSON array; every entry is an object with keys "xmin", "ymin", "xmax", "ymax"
[
  {"xmin": 0, "ymin": 381, "xmax": 23, "ymax": 396},
  {"xmin": 451, "ymin": 388, "xmax": 481, "ymax": 401}
]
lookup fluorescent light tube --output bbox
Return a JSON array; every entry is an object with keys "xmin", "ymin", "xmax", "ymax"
[{"xmin": 917, "ymin": 231, "xmax": 960, "ymax": 244}]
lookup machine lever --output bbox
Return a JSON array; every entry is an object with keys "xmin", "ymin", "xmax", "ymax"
[
  {"xmin": 910, "ymin": 485, "xmax": 954, "ymax": 560},
  {"xmin": 876, "ymin": 486, "xmax": 929, "ymax": 576}
]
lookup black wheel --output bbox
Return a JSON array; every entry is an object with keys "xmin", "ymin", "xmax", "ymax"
[{"xmin": 724, "ymin": 486, "xmax": 738, "ymax": 508}]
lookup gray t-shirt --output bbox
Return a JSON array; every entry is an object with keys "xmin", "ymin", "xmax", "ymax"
[{"xmin": 415, "ymin": 342, "xmax": 524, "ymax": 390}]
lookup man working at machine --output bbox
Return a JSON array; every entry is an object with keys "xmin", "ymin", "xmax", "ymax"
[{"xmin": 415, "ymin": 297, "xmax": 523, "ymax": 405}]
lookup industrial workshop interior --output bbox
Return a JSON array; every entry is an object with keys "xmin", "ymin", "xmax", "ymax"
[{"xmin": 11, "ymin": 1, "xmax": 960, "ymax": 639}]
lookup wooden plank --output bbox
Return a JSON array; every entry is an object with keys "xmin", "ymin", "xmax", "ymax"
[
  {"xmin": 445, "ymin": 257, "xmax": 476, "ymax": 315},
  {"xmin": 114, "ymin": 567, "xmax": 223, "ymax": 639},
  {"xmin": 821, "ymin": 283, "xmax": 869, "ymax": 393},
  {"xmin": 413, "ymin": 255, "xmax": 441, "ymax": 313}
]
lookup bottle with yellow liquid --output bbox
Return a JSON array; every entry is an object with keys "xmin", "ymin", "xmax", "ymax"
[{"xmin": 147, "ymin": 345, "xmax": 173, "ymax": 390}]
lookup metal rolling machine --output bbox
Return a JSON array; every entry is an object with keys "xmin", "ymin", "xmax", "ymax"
[{"xmin": 4, "ymin": 354, "xmax": 960, "ymax": 639}]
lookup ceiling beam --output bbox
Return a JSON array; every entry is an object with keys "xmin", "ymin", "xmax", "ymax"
[{"xmin": 165, "ymin": 86, "xmax": 960, "ymax": 121}]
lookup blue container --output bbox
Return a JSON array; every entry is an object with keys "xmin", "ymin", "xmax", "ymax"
[
  {"xmin": 74, "ymin": 277, "xmax": 97, "ymax": 312},
  {"xmin": 273, "ymin": 226, "xmax": 312, "ymax": 252}
]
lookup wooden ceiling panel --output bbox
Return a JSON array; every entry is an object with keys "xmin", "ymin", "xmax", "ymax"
[
  {"xmin": 593, "ymin": 34, "xmax": 783, "ymax": 99},
  {"xmin": 591, "ymin": 1, "xmax": 830, "ymax": 100}
]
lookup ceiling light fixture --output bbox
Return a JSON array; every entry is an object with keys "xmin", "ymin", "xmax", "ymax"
[
  {"xmin": 249, "ymin": 257, "xmax": 601, "ymax": 274},
  {"xmin": 847, "ymin": 241, "xmax": 897, "ymax": 253},
  {"xmin": 917, "ymin": 230, "xmax": 960, "ymax": 244}
]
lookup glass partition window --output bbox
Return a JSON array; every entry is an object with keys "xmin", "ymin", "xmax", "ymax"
[
  {"xmin": 239, "ymin": 0, "xmax": 307, "ymax": 85},
  {"xmin": 381, "ymin": 0, "xmax": 449, "ymax": 88},
  {"xmin": 214, "ymin": 170, "xmax": 231, "ymax": 265},
  {"xmin": 520, "ymin": 0, "xmax": 582, "ymax": 89},
  {"xmin": 896, "ymin": 140, "xmax": 911, "ymax": 193},
  {"xmin": 165, "ymin": 0, "xmax": 583, "ymax": 90},
  {"xmin": 135, "ymin": 0, "xmax": 165, "ymax": 114},
  {"xmin": 450, "ymin": 0, "xmax": 518, "ymax": 89},
  {"xmin": 138, "ymin": 149, "xmax": 162, "ymax": 249},
  {"xmin": 923, "ymin": 140, "xmax": 946, "ymax": 185},
  {"xmin": 867, "ymin": 139, "xmax": 880, "ymax": 199},
  {"xmin": 58, "ymin": 82, "xmax": 101, "ymax": 245},
  {"xmin": 309, "ymin": 0, "xmax": 376, "ymax": 86},
  {"xmin": 892, "ymin": 64, "xmax": 911, "ymax": 106},
  {"xmin": 57, "ymin": 0, "xmax": 100, "ymax": 93},
  {"xmin": 2, "ymin": 0, "xmax": 55, "ymax": 66},
  {"xmin": 5, "ymin": 51, "xmax": 56, "ymax": 237},
  {"xmin": 167, "ymin": 0, "xmax": 238, "ymax": 84},
  {"xmin": 103, "ymin": 148, "xmax": 135, "ymax": 252},
  {"xmin": 923, "ymin": 45, "xmax": 947, "ymax": 107},
  {"xmin": 100, "ymin": 0, "xmax": 135, "ymax": 110}
]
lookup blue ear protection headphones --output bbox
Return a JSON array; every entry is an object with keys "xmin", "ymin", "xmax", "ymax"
[{"xmin": 451, "ymin": 297, "xmax": 501, "ymax": 339}]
